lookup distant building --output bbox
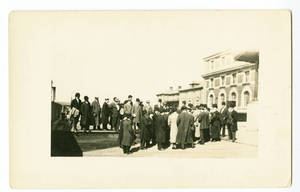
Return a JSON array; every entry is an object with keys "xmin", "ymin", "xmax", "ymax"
[
  {"xmin": 156, "ymin": 82, "xmax": 205, "ymax": 108},
  {"xmin": 202, "ymin": 49, "xmax": 259, "ymax": 112}
]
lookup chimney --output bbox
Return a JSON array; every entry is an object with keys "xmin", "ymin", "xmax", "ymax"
[
  {"xmin": 169, "ymin": 86, "xmax": 173, "ymax": 90},
  {"xmin": 178, "ymin": 86, "xmax": 182, "ymax": 90}
]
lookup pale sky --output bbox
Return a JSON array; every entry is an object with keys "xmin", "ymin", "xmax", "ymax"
[{"xmin": 51, "ymin": 11, "xmax": 261, "ymax": 104}]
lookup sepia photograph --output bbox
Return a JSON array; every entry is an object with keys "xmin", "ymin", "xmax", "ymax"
[
  {"xmin": 51, "ymin": 48, "xmax": 259, "ymax": 158},
  {"xmin": 9, "ymin": 10, "xmax": 291, "ymax": 188}
]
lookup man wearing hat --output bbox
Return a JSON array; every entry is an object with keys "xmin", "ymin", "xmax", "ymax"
[
  {"xmin": 176, "ymin": 105, "xmax": 194, "ymax": 149},
  {"xmin": 110, "ymin": 97, "xmax": 120, "ymax": 131},
  {"xmin": 220, "ymin": 101, "xmax": 228, "ymax": 137},
  {"xmin": 92, "ymin": 97, "xmax": 101, "ymax": 130},
  {"xmin": 210, "ymin": 104, "xmax": 221, "ymax": 141},
  {"xmin": 198, "ymin": 104, "xmax": 210, "ymax": 144},
  {"xmin": 70, "ymin": 92, "xmax": 81, "ymax": 133},
  {"xmin": 102, "ymin": 98, "xmax": 110, "ymax": 130},
  {"xmin": 80, "ymin": 96, "xmax": 92, "ymax": 133},
  {"xmin": 124, "ymin": 95, "xmax": 133, "ymax": 116},
  {"xmin": 227, "ymin": 101, "xmax": 238, "ymax": 142}
]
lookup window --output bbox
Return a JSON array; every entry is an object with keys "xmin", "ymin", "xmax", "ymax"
[
  {"xmin": 210, "ymin": 78, "xmax": 214, "ymax": 88},
  {"xmin": 243, "ymin": 91, "xmax": 250, "ymax": 107},
  {"xmin": 221, "ymin": 76, "xmax": 225, "ymax": 86},
  {"xmin": 232, "ymin": 73, "xmax": 236, "ymax": 84},
  {"xmin": 215, "ymin": 78, "xmax": 220, "ymax": 87},
  {"xmin": 226, "ymin": 76, "xmax": 231, "ymax": 85},
  {"xmin": 231, "ymin": 92, "xmax": 236, "ymax": 101},
  {"xmin": 238, "ymin": 73, "xmax": 243, "ymax": 84},
  {"xmin": 245, "ymin": 71, "xmax": 250, "ymax": 83},
  {"xmin": 210, "ymin": 60, "xmax": 214, "ymax": 70},
  {"xmin": 206, "ymin": 80, "xmax": 210, "ymax": 88}
]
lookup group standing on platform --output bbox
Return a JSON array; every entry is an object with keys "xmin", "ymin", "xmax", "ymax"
[{"xmin": 68, "ymin": 93, "xmax": 239, "ymax": 155}]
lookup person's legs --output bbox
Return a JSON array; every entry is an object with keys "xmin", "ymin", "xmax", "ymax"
[
  {"xmin": 199, "ymin": 129, "xmax": 205, "ymax": 144},
  {"xmin": 232, "ymin": 131, "xmax": 236, "ymax": 142},
  {"xmin": 227, "ymin": 125, "xmax": 232, "ymax": 140}
]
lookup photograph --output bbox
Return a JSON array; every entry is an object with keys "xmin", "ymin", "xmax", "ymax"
[
  {"xmin": 10, "ymin": 10, "xmax": 291, "ymax": 189},
  {"xmin": 49, "ymin": 12, "xmax": 259, "ymax": 158}
]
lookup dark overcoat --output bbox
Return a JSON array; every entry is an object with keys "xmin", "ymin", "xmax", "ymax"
[
  {"xmin": 101, "ymin": 102, "xmax": 110, "ymax": 125},
  {"xmin": 228, "ymin": 110, "xmax": 238, "ymax": 132},
  {"xmin": 176, "ymin": 112, "xmax": 194, "ymax": 145},
  {"xmin": 198, "ymin": 111, "xmax": 210, "ymax": 129},
  {"xmin": 121, "ymin": 119, "xmax": 135, "ymax": 146},
  {"xmin": 210, "ymin": 111, "xmax": 221, "ymax": 139},
  {"xmin": 80, "ymin": 102, "xmax": 91, "ymax": 127},
  {"xmin": 139, "ymin": 114, "xmax": 152, "ymax": 142},
  {"xmin": 154, "ymin": 114, "xmax": 167, "ymax": 143}
]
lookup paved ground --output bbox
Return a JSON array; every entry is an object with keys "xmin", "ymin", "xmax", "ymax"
[{"xmin": 82, "ymin": 125, "xmax": 258, "ymax": 158}]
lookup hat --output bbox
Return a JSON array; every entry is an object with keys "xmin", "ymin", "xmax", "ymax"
[
  {"xmin": 212, "ymin": 104, "xmax": 218, "ymax": 108},
  {"xmin": 105, "ymin": 98, "xmax": 109, "ymax": 101},
  {"xmin": 128, "ymin": 95, "xmax": 133, "ymax": 98},
  {"xmin": 222, "ymin": 101, "xmax": 226, "ymax": 105},
  {"xmin": 146, "ymin": 100, "xmax": 150, "ymax": 103}
]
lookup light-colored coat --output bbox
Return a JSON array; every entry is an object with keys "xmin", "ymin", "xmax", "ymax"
[{"xmin": 168, "ymin": 112, "xmax": 178, "ymax": 143}]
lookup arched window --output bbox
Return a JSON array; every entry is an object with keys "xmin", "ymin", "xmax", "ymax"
[
  {"xmin": 243, "ymin": 91, "xmax": 250, "ymax": 107},
  {"xmin": 231, "ymin": 92, "xmax": 237, "ymax": 101},
  {"xmin": 209, "ymin": 94, "xmax": 214, "ymax": 108}
]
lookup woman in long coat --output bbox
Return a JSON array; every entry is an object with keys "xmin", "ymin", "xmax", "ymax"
[
  {"xmin": 168, "ymin": 108, "xmax": 179, "ymax": 149},
  {"xmin": 210, "ymin": 104, "xmax": 221, "ymax": 141},
  {"xmin": 139, "ymin": 109, "xmax": 152, "ymax": 149}
]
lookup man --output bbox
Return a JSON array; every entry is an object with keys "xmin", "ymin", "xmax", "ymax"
[
  {"xmin": 110, "ymin": 97, "xmax": 120, "ymax": 131},
  {"xmin": 198, "ymin": 104, "xmax": 210, "ymax": 144},
  {"xmin": 144, "ymin": 100, "xmax": 153, "ymax": 115},
  {"xmin": 227, "ymin": 102, "xmax": 239, "ymax": 142},
  {"xmin": 154, "ymin": 99, "xmax": 164, "ymax": 112},
  {"xmin": 132, "ymin": 98, "xmax": 141, "ymax": 132},
  {"xmin": 153, "ymin": 108, "xmax": 168, "ymax": 151},
  {"xmin": 102, "ymin": 98, "xmax": 110, "ymax": 130},
  {"xmin": 168, "ymin": 107, "xmax": 180, "ymax": 149},
  {"xmin": 193, "ymin": 105, "xmax": 201, "ymax": 141},
  {"xmin": 124, "ymin": 95, "xmax": 133, "ymax": 116},
  {"xmin": 80, "ymin": 96, "xmax": 91, "ymax": 133},
  {"xmin": 92, "ymin": 97, "xmax": 101, "ymax": 130},
  {"xmin": 70, "ymin": 92, "xmax": 81, "ymax": 133},
  {"xmin": 176, "ymin": 106, "xmax": 194, "ymax": 149},
  {"xmin": 220, "ymin": 101, "xmax": 228, "ymax": 137}
]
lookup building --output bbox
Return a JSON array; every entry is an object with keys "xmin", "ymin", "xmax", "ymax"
[
  {"xmin": 156, "ymin": 82, "xmax": 205, "ymax": 108},
  {"xmin": 51, "ymin": 80, "xmax": 56, "ymax": 102},
  {"xmin": 202, "ymin": 49, "xmax": 259, "ymax": 112}
]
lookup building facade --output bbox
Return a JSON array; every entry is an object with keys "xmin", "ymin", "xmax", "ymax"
[
  {"xmin": 202, "ymin": 50, "xmax": 259, "ymax": 112},
  {"xmin": 157, "ymin": 50, "xmax": 259, "ymax": 113}
]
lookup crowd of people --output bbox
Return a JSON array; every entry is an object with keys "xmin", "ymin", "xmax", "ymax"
[{"xmin": 68, "ymin": 93, "xmax": 239, "ymax": 154}]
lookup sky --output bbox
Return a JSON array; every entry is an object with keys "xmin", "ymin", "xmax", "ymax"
[{"xmin": 51, "ymin": 11, "xmax": 261, "ymax": 104}]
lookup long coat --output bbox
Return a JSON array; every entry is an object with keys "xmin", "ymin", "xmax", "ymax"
[
  {"xmin": 101, "ymin": 102, "xmax": 110, "ymax": 125},
  {"xmin": 210, "ymin": 111, "xmax": 221, "ymax": 139},
  {"xmin": 71, "ymin": 98, "xmax": 81, "ymax": 110},
  {"xmin": 176, "ymin": 112, "xmax": 194, "ymax": 145},
  {"xmin": 80, "ymin": 101, "xmax": 91, "ymax": 127},
  {"xmin": 153, "ymin": 114, "xmax": 168, "ymax": 143},
  {"xmin": 228, "ymin": 110, "xmax": 238, "ymax": 132},
  {"xmin": 139, "ymin": 114, "xmax": 152, "ymax": 142},
  {"xmin": 124, "ymin": 102, "xmax": 133, "ymax": 116},
  {"xmin": 92, "ymin": 100, "xmax": 101, "ymax": 126},
  {"xmin": 198, "ymin": 111, "xmax": 210, "ymax": 129},
  {"xmin": 132, "ymin": 103, "xmax": 141, "ymax": 123},
  {"xmin": 121, "ymin": 119, "xmax": 135, "ymax": 146},
  {"xmin": 220, "ymin": 106, "xmax": 228, "ymax": 125},
  {"xmin": 168, "ymin": 112, "xmax": 178, "ymax": 143}
]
